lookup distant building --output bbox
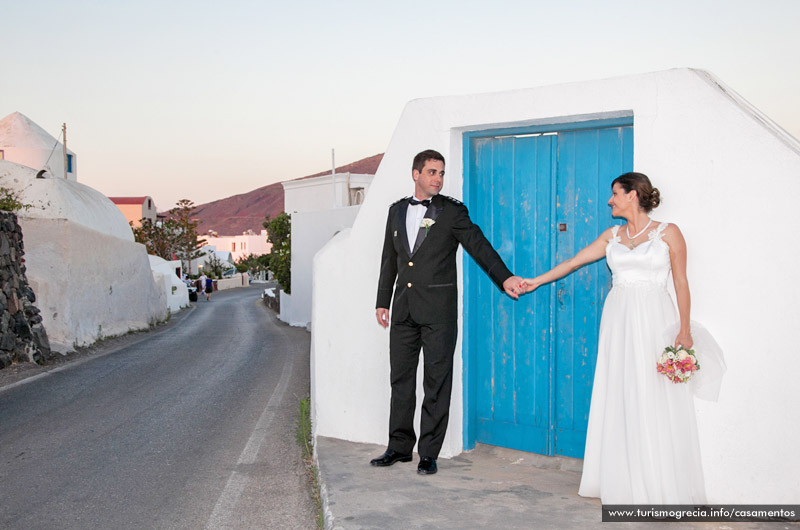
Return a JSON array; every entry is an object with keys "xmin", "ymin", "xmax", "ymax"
[
  {"xmin": 201, "ymin": 229, "xmax": 272, "ymax": 262},
  {"xmin": 186, "ymin": 245, "xmax": 235, "ymax": 276},
  {"xmin": 0, "ymin": 111, "xmax": 77, "ymax": 181},
  {"xmin": 283, "ymin": 172, "xmax": 373, "ymax": 214},
  {"xmin": 109, "ymin": 196, "xmax": 158, "ymax": 227},
  {"xmin": 279, "ymin": 171, "xmax": 376, "ymax": 327}
]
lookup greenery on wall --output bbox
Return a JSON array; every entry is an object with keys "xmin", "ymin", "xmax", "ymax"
[{"xmin": 264, "ymin": 212, "xmax": 291, "ymax": 294}]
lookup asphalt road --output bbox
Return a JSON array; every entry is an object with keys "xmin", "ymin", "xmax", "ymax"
[{"xmin": 0, "ymin": 285, "xmax": 316, "ymax": 530}]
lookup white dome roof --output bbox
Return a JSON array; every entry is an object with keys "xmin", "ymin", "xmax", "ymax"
[
  {"xmin": 0, "ymin": 112, "xmax": 74, "ymax": 153},
  {"xmin": 0, "ymin": 160, "xmax": 134, "ymax": 241}
]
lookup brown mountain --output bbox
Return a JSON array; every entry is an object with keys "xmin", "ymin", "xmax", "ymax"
[{"xmin": 188, "ymin": 153, "xmax": 383, "ymax": 236}]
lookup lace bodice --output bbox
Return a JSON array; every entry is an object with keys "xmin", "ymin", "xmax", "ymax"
[{"xmin": 606, "ymin": 222, "xmax": 671, "ymax": 288}]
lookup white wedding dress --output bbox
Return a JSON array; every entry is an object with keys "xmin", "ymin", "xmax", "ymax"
[{"xmin": 577, "ymin": 222, "xmax": 707, "ymax": 505}]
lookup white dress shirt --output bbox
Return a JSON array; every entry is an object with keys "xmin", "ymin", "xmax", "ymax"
[{"xmin": 406, "ymin": 199, "xmax": 429, "ymax": 251}]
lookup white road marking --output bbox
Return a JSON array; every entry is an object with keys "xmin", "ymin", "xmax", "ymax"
[{"xmin": 205, "ymin": 356, "xmax": 293, "ymax": 529}]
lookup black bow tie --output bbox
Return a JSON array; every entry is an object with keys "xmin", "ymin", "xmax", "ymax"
[{"xmin": 409, "ymin": 198, "xmax": 431, "ymax": 207}]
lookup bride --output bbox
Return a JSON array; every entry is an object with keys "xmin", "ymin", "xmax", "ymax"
[{"xmin": 521, "ymin": 172, "xmax": 706, "ymax": 504}]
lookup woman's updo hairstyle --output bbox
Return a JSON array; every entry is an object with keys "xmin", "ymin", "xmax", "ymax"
[{"xmin": 612, "ymin": 172, "xmax": 661, "ymax": 213}]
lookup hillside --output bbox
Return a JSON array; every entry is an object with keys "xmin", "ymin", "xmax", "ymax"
[{"xmin": 189, "ymin": 153, "xmax": 383, "ymax": 236}]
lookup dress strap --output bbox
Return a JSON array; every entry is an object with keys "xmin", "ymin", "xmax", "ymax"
[
  {"xmin": 608, "ymin": 225, "xmax": 621, "ymax": 244},
  {"xmin": 648, "ymin": 222, "xmax": 670, "ymax": 242}
]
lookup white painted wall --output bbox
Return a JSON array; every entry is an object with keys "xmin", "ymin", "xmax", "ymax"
[
  {"xmin": 148, "ymin": 255, "xmax": 189, "ymax": 314},
  {"xmin": 2, "ymin": 160, "xmax": 175, "ymax": 351},
  {"xmin": 279, "ymin": 206, "xmax": 360, "ymax": 327},
  {"xmin": 311, "ymin": 68, "xmax": 800, "ymax": 503},
  {"xmin": 283, "ymin": 173, "xmax": 373, "ymax": 213},
  {"xmin": 21, "ymin": 217, "xmax": 168, "ymax": 351}
]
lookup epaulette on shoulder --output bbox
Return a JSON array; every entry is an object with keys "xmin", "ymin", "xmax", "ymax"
[
  {"xmin": 391, "ymin": 196, "xmax": 410, "ymax": 207},
  {"xmin": 440, "ymin": 195, "xmax": 463, "ymax": 206}
]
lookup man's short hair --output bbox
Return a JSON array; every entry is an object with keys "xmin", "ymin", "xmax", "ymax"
[{"xmin": 412, "ymin": 149, "xmax": 445, "ymax": 173}]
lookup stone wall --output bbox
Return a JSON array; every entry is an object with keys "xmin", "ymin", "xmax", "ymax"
[{"xmin": 0, "ymin": 211, "xmax": 50, "ymax": 368}]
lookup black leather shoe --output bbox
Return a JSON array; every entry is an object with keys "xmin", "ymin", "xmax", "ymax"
[
  {"xmin": 370, "ymin": 449, "xmax": 412, "ymax": 467},
  {"xmin": 417, "ymin": 456, "xmax": 437, "ymax": 475}
]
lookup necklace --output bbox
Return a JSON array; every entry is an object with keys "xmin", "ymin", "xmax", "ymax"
[{"xmin": 626, "ymin": 218, "xmax": 652, "ymax": 249}]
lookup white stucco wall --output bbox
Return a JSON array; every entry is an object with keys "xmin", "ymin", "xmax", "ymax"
[
  {"xmin": 21, "ymin": 217, "xmax": 168, "ymax": 351},
  {"xmin": 311, "ymin": 68, "xmax": 800, "ymax": 503},
  {"xmin": 283, "ymin": 173, "xmax": 373, "ymax": 214},
  {"xmin": 280, "ymin": 206, "xmax": 360, "ymax": 327},
  {"xmin": 148, "ymin": 255, "xmax": 189, "ymax": 314}
]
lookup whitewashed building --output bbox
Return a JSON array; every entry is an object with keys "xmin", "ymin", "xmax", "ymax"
[
  {"xmin": 0, "ymin": 112, "xmax": 77, "ymax": 181},
  {"xmin": 311, "ymin": 68, "xmax": 800, "ymax": 503},
  {"xmin": 0, "ymin": 159, "xmax": 169, "ymax": 351},
  {"xmin": 187, "ymin": 245, "xmax": 235, "ymax": 276},
  {"xmin": 280, "ymin": 172, "xmax": 375, "ymax": 327},
  {"xmin": 0, "ymin": 112, "xmax": 184, "ymax": 350},
  {"xmin": 202, "ymin": 229, "xmax": 271, "ymax": 262}
]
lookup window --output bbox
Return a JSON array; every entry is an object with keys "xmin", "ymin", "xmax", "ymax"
[
  {"xmin": 232, "ymin": 242, "xmax": 236, "ymax": 252},
  {"xmin": 350, "ymin": 187, "xmax": 365, "ymax": 205},
  {"xmin": 0, "ymin": 150, "xmax": 4, "ymax": 160},
  {"xmin": 148, "ymin": 199, "xmax": 152, "ymax": 209},
  {"xmin": 67, "ymin": 154, "xmax": 73, "ymax": 173}
]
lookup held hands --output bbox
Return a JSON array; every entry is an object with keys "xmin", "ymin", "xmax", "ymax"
[
  {"xmin": 519, "ymin": 278, "xmax": 540, "ymax": 294},
  {"xmin": 503, "ymin": 276, "xmax": 524, "ymax": 299}
]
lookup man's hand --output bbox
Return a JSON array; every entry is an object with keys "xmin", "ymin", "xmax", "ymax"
[
  {"xmin": 502, "ymin": 275, "xmax": 524, "ymax": 300},
  {"xmin": 376, "ymin": 308, "xmax": 390, "ymax": 328}
]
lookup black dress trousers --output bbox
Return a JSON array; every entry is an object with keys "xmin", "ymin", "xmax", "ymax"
[{"xmin": 388, "ymin": 316, "xmax": 458, "ymax": 458}]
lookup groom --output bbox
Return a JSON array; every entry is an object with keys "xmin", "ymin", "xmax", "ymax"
[{"xmin": 372, "ymin": 149, "xmax": 522, "ymax": 475}]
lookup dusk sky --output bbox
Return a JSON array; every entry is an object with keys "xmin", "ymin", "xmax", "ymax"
[{"xmin": 2, "ymin": 0, "xmax": 798, "ymax": 210}]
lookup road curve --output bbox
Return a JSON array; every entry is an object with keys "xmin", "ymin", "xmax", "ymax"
[{"xmin": 0, "ymin": 286, "xmax": 316, "ymax": 530}]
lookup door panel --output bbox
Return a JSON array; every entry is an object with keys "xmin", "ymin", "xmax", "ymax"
[{"xmin": 464, "ymin": 121, "xmax": 633, "ymax": 458}]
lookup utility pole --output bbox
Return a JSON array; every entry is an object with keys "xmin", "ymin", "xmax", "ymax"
[
  {"xmin": 62, "ymin": 123, "xmax": 68, "ymax": 179},
  {"xmin": 331, "ymin": 148, "xmax": 336, "ymax": 208}
]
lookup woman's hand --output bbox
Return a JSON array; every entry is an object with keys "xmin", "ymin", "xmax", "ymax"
[
  {"xmin": 674, "ymin": 330, "xmax": 693, "ymax": 350},
  {"xmin": 520, "ymin": 278, "xmax": 540, "ymax": 293}
]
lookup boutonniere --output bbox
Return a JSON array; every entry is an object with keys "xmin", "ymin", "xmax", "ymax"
[{"xmin": 420, "ymin": 218, "xmax": 435, "ymax": 235}]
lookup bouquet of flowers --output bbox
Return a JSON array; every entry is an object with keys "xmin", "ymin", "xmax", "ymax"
[{"xmin": 656, "ymin": 345, "xmax": 700, "ymax": 384}]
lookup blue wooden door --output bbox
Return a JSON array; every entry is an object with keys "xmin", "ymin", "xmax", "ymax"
[{"xmin": 463, "ymin": 119, "xmax": 633, "ymax": 458}]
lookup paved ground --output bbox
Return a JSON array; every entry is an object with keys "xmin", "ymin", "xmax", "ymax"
[
  {"xmin": 316, "ymin": 437, "xmax": 797, "ymax": 530},
  {"xmin": 0, "ymin": 286, "xmax": 317, "ymax": 530}
]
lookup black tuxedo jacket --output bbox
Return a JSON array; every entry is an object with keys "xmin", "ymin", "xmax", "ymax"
[{"xmin": 376, "ymin": 194, "xmax": 513, "ymax": 324}]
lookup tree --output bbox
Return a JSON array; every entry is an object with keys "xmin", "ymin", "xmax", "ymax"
[
  {"xmin": 264, "ymin": 212, "xmax": 291, "ymax": 293},
  {"xmin": 205, "ymin": 252, "xmax": 227, "ymax": 278},
  {"xmin": 132, "ymin": 218, "xmax": 179, "ymax": 260},
  {"xmin": 170, "ymin": 199, "xmax": 206, "ymax": 273},
  {"xmin": 0, "ymin": 187, "xmax": 31, "ymax": 212}
]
